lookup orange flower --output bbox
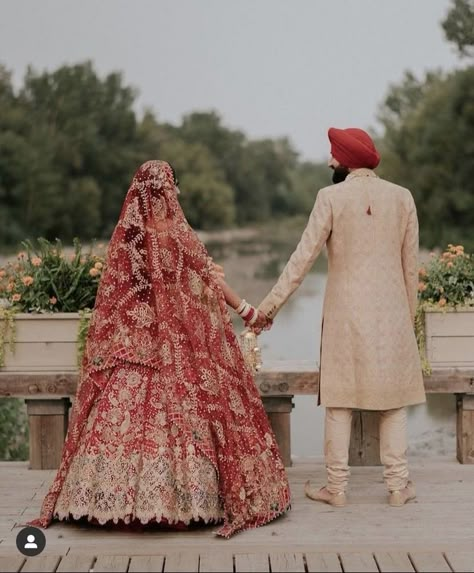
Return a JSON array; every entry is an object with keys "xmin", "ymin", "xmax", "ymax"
[
  {"xmin": 438, "ymin": 298, "xmax": 447, "ymax": 307},
  {"xmin": 11, "ymin": 293, "xmax": 21, "ymax": 302},
  {"xmin": 447, "ymin": 262, "xmax": 454, "ymax": 268},
  {"xmin": 418, "ymin": 282, "xmax": 427, "ymax": 292},
  {"xmin": 89, "ymin": 268, "xmax": 100, "ymax": 277},
  {"xmin": 418, "ymin": 267, "xmax": 427, "ymax": 277},
  {"xmin": 49, "ymin": 296, "xmax": 57, "ymax": 305},
  {"xmin": 16, "ymin": 251, "xmax": 26, "ymax": 260},
  {"xmin": 22, "ymin": 276, "xmax": 34, "ymax": 286},
  {"xmin": 94, "ymin": 262, "xmax": 103, "ymax": 270},
  {"xmin": 31, "ymin": 257, "xmax": 42, "ymax": 266},
  {"xmin": 0, "ymin": 270, "xmax": 5, "ymax": 278}
]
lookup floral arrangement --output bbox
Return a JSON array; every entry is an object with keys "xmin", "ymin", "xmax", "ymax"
[
  {"xmin": 415, "ymin": 244, "xmax": 474, "ymax": 374},
  {"xmin": 0, "ymin": 238, "xmax": 106, "ymax": 366},
  {"xmin": 0, "ymin": 238, "xmax": 105, "ymax": 313},
  {"xmin": 417, "ymin": 244, "xmax": 474, "ymax": 308}
]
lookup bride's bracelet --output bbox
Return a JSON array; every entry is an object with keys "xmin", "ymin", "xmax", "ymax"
[
  {"xmin": 236, "ymin": 299, "xmax": 248, "ymax": 315},
  {"xmin": 236, "ymin": 299, "xmax": 258, "ymax": 324}
]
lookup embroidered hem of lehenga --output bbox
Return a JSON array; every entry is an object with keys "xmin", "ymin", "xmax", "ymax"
[
  {"xmin": 215, "ymin": 502, "xmax": 290, "ymax": 538},
  {"xmin": 52, "ymin": 511, "xmax": 223, "ymax": 528}
]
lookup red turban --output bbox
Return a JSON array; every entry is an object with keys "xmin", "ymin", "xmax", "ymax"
[{"xmin": 328, "ymin": 127, "xmax": 380, "ymax": 169}]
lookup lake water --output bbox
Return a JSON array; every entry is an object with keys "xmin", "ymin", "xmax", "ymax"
[{"xmin": 208, "ymin": 231, "xmax": 457, "ymax": 460}]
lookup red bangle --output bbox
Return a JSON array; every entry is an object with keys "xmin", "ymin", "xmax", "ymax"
[{"xmin": 242, "ymin": 306, "xmax": 255, "ymax": 322}]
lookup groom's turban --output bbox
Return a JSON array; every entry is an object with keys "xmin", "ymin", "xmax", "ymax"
[{"xmin": 328, "ymin": 127, "xmax": 380, "ymax": 169}]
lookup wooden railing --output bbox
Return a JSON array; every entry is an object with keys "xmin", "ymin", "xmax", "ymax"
[{"xmin": 1, "ymin": 361, "xmax": 473, "ymax": 469}]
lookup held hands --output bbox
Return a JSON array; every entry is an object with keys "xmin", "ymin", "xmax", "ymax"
[
  {"xmin": 236, "ymin": 299, "xmax": 273, "ymax": 333},
  {"xmin": 249, "ymin": 309, "xmax": 273, "ymax": 335}
]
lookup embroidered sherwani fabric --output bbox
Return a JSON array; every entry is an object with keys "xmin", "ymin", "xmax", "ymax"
[
  {"xmin": 31, "ymin": 161, "xmax": 290, "ymax": 538},
  {"xmin": 259, "ymin": 169, "xmax": 426, "ymax": 410}
]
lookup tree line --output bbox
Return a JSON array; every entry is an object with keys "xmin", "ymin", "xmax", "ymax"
[
  {"xmin": 0, "ymin": 62, "xmax": 330, "ymax": 246},
  {"xmin": 0, "ymin": 0, "xmax": 472, "ymax": 250}
]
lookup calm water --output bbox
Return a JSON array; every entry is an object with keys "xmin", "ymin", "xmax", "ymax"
[{"xmin": 211, "ymin": 234, "xmax": 457, "ymax": 460}]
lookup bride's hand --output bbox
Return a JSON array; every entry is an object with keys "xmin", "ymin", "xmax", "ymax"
[{"xmin": 248, "ymin": 310, "xmax": 273, "ymax": 334}]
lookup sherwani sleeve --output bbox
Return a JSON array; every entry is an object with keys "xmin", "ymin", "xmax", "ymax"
[
  {"xmin": 401, "ymin": 197, "xmax": 419, "ymax": 323},
  {"xmin": 259, "ymin": 188, "xmax": 333, "ymax": 319}
]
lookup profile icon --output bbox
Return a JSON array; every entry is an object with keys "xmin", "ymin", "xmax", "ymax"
[
  {"xmin": 16, "ymin": 526, "xmax": 46, "ymax": 557},
  {"xmin": 24, "ymin": 534, "xmax": 38, "ymax": 549}
]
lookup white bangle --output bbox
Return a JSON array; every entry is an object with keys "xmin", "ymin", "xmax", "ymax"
[
  {"xmin": 248, "ymin": 309, "xmax": 259, "ymax": 325},
  {"xmin": 236, "ymin": 299, "xmax": 247, "ymax": 314},
  {"xmin": 237, "ymin": 302, "xmax": 252, "ymax": 317},
  {"xmin": 239, "ymin": 303, "xmax": 251, "ymax": 318}
]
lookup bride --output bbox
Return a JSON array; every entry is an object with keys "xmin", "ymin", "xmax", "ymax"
[{"xmin": 31, "ymin": 160, "xmax": 290, "ymax": 537}]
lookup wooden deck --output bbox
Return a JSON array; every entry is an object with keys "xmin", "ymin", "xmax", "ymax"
[{"xmin": 1, "ymin": 458, "xmax": 473, "ymax": 572}]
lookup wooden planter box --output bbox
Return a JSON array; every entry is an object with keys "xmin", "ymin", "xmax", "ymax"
[
  {"xmin": 1, "ymin": 313, "xmax": 82, "ymax": 372},
  {"xmin": 424, "ymin": 307, "xmax": 474, "ymax": 369}
]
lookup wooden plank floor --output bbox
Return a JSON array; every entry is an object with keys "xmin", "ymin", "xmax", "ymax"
[{"xmin": 0, "ymin": 458, "xmax": 473, "ymax": 572}]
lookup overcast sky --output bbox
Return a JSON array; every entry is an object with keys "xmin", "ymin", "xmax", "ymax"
[{"xmin": 0, "ymin": 0, "xmax": 461, "ymax": 161}]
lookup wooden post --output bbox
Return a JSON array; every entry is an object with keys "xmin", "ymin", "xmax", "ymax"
[
  {"xmin": 262, "ymin": 396, "xmax": 294, "ymax": 467},
  {"xmin": 349, "ymin": 410, "xmax": 381, "ymax": 466},
  {"xmin": 25, "ymin": 398, "xmax": 71, "ymax": 470},
  {"xmin": 456, "ymin": 394, "xmax": 474, "ymax": 464}
]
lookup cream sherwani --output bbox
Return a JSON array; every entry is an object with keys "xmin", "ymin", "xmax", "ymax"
[{"xmin": 259, "ymin": 169, "xmax": 426, "ymax": 411}]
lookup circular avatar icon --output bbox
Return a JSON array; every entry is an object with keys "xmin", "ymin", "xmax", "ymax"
[{"xmin": 16, "ymin": 526, "xmax": 46, "ymax": 557}]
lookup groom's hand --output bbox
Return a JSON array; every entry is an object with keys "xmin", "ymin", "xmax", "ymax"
[{"xmin": 249, "ymin": 310, "xmax": 273, "ymax": 334}]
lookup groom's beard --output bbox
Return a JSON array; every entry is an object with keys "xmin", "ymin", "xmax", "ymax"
[{"xmin": 331, "ymin": 166, "xmax": 350, "ymax": 184}]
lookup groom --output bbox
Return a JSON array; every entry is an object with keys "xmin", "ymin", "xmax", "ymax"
[{"xmin": 254, "ymin": 127, "xmax": 426, "ymax": 507}]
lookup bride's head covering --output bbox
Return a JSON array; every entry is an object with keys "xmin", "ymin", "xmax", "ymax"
[{"xmin": 83, "ymin": 160, "xmax": 238, "ymax": 382}]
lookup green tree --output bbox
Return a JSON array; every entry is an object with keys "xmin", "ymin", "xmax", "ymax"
[
  {"xmin": 442, "ymin": 0, "xmax": 474, "ymax": 57},
  {"xmin": 377, "ymin": 0, "xmax": 474, "ymax": 250},
  {"xmin": 20, "ymin": 61, "xmax": 144, "ymax": 238},
  {"xmin": 159, "ymin": 137, "xmax": 235, "ymax": 228},
  {"xmin": 378, "ymin": 68, "xmax": 474, "ymax": 250},
  {"xmin": 0, "ymin": 399, "xmax": 29, "ymax": 461}
]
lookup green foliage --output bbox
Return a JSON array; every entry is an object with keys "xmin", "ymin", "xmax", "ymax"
[
  {"xmin": 0, "ymin": 398, "xmax": 29, "ymax": 461},
  {"xmin": 414, "ymin": 304, "xmax": 432, "ymax": 376},
  {"xmin": 378, "ymin": 2, "xmax": 474, "ymax": 251},
  {"xmin": 418, "ymin": 244, "xmax": 474, "ymax": 307},
  {"xmin": 442, "ymin": 0, "xmax": 474, "ymax": 57},
  {"xmin": 378, "ymin": 67, "xmax": 474, "ymax": 250},
  {"xmin": 0, "ymin": 238, "xmax": 106, "ymax": 313},
  {"xmin": 158, "ymin": 137, "xmax": 236, "ymax": 228},
  {"xmin": 0, "ymin": 61, "xmax": 328, "ymax": 247}
]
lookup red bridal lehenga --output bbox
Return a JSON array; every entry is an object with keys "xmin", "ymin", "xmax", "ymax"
[{"xmin": 30, "ymin": 161, "xmax": 290, "ymax": 538}]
